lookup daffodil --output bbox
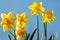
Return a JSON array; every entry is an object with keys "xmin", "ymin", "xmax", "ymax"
[
  {"xmin": 16, "ymin": 27, "xmax": 26, "ymax": 40},
  {"xmin": 1, "ymin": 11, "xmax": 15, "ymax": 32},
  {"xmin": 42, "ymin": 10, "xmax": 56, "ymax": 23},
  {"xmin": 28, "ymin": 2, "xmax": 45, "ymax": 16},
  {"xmin": 16, "ymin": 12, "xmax": 29, "ymax": 28}
]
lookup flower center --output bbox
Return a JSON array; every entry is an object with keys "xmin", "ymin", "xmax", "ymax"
[
  {"xmin": 18, "ymin": 16, "xmax": 24, "ymax": 22},
  {"xmin": 46, "ymin": 13, "xmax": 52, "ymax": 18},
  {"xmin": 34, "ymin": 5, "xmax": 40, "ymax": 11},
  {"xmin": 17, "ymin": 29, "xmax": 26, "ymax": 37},
  {"xmin": 2, "ymin": 18, "xmax": 11, "ymax": 25}
]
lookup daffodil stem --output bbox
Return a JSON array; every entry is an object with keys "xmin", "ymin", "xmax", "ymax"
[
  {"xmin": 43, "ymin": 23, "xmax": 47, "ymax": 40},
  {"xmin": 36, "ymin": 16, "xmax": 39, "ymax": 40},
  {"xmin": 8, "ymin": 34, "xmax": 11, "ymax": 40},
  {"xmin": 14, "ymin": 30, "xmax": 16, "ymax": 40}
]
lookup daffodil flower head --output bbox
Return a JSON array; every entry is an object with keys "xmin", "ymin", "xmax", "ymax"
[
  {"xmin": 1, "ymin": 11, "xmax": 15, "ymax": 32},
  {"xmin": 42, "ymin": 10, "xmax": 56, "ymax": 23},
  {"xmin": 15, "ymin": 27, "xmax": 26, "ymax": 40},
  {"xmin": 28, "ymin": 2, "xmax": 45, "ymax": 16},
  {"xmin": 16, "ymin": 12, "xmax": 29, "ymax": 28}
]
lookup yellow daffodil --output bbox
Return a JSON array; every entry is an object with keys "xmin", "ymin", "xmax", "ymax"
[
  {"xmin": 16, "ymin": 27, "xmax": 26, "ymax": 40},
  {"xmin": 42, "ymin": 10, "xmax": 56, "ymax": 23},
  {"xmin": 1, "ymin": 11, "xmax": 15, "ymax": 32},
  {"xmin": 28, "ymin": 2, "xmax": 45, "ymax": 16},
  {"xmin": 16, "ymin": 12, "xmax": 29, "ymax": 28}
]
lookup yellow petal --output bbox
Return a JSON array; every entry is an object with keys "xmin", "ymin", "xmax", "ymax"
[
  {"xmin": 48, "ymin": 19, "xmax": 52, "ymax": 23},
  {"xmin": 32, "ymin": 2, "xmax": 38, "ymax": 6},
  {"xmin": 28, "ymin": 5, "xmax": 31, "ymax": 9},
  {"xmin": 3, "ymin": 24, "xmax": 8, "ymax": 32},
  {"xmin": 52, "ymin": 16, "xmax": 56, "ymax": 20},
  {"xmin": 8, "ymin": 11, "xmax": 13, "ymax": 18},
  {"xmin": 16, "ymin": 26, "xmax": 21, "ymax": 30},
  {"xmin": 21, "ymin": 12, "xmax": 26, "ymax": 18},
  {"xmin": 39, "ymin": 2, "xmax": 42, "ymax": 7},
  {"xmin": 16, "ymin": 23, "xmax": 22, "ymax": 30},
  {"xmin": 42, "ymin": 12, "xmax": 45, "ymax": 17},
  {"xmin": 16, "ymin": 14, "xmax": 21, "ymax": 18},
  {"xmin": 1, "ymin": 21, "xmax": 3, "ymax": 25},
  {"xmin": 40, "ymin": 7, "xmax": 45, "ymax": 12},
  {"xmin": 9, "ymin": 24, "xmax": 14, "ymax": 30},
  {"xmin": 22, "ymin": 22, "xmax": 27, "ymax": 28},
  {"xmin": 1, "ymin": 13, "xmax": 7, "ymax": 19},
  {"xmin": 0, "ymin": 22, "xmax": 1, "ymax": 25},
  {"xmin": 16, "ymin": 21, "xmax": 20, "ymax": 26},
  {"xmin": 42, "ymin": 18, "xmax": 47, "ymax": 23},
  {"xmin": 17, "ymin": 36, "xmax": 21, "ymax": 40},
  {"xmin": 8, "ymin": 11, "xmax": 15, "ymax": 23},
  {"xmin": 51, "ymin": 10, "xmax": 54, "ymax": 14},
  {"xmin": 24, "ymin": 18, "xmax": 30, "ymax": 22},
  {"xmin": 30, "ymin": 11, "xmax": 36, "ymax": 15}
]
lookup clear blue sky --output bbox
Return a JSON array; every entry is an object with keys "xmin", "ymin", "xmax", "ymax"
[{"xmin": 0, "ymin": 0, "xmax": 60, "ymax": 40}]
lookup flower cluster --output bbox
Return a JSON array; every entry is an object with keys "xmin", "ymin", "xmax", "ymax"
[
  {"xmin": 28, "ymin": 2, "xmax": 56, "ymax": 23},
  {"xmin": 28, "ymin": 2, "xmax": 56, "ymax": 40},
  {"xmin": 0, "ymin": 12, "xmax": 29, "ymax": 40},
  {"xmin": 16, "ymin": 12, "xmax": 29, "ymax": 40},
  {"xmin": 0, "ymin": 1, "xmax": 56, "ymax": 40}
]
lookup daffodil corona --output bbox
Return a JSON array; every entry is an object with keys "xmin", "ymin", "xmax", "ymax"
[
  {"xmin": 28, "ymin": 2, "xmax": 45, "ymax": 16},
  {"xmin": 16, "ymin": 27, "xmax": 26, "ymax": 40},
  {"xmin": 42, "ymin": 10, "xmax": 56, "ymax": 23},
  {"xmin": 1, "ymin": 12, "xmax": 15, "ymax": 32},
  {"xmin": 16, "ymin": 12, "xmax": 29, "ymax": 28}
]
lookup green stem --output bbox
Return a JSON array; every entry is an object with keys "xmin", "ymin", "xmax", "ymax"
[
  {"xmin": 43, "ymin": 23, "xmax": 47, "ymax": 40},
  {"xmin": 8, "ymin": 34, "xmax": 11, "ymax": 40},
  {"xmin": 36, "ymin": 16, "xmax": 39, "ymax": 40},
  {"xmin": 14, "ymin": 30, "xmax": 16, "ymax": 40}
]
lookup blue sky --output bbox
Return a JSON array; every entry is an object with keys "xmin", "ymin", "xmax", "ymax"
[{"xmin": 0, "ymin": 0, "xmax": 60, "ymax": 40}]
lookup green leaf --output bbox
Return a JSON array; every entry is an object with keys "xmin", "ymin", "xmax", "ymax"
[
  {"xmin": 8, "ymin": 34, "xmax": 12, "ymax": 40},
  {"xmin": 29, "ymin": 28, "xmax": 37, "ymax": 40},
  {"xmin": 49, "ymin": 35, "xmax": 52, "ymax": 40},
  {"xmin": 49, "ymin": 33, "xmax": 54, "ymax": 40},
  {"xmin": 9, "ymin": 31, "xmax": 14, "ymax": 36}
]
